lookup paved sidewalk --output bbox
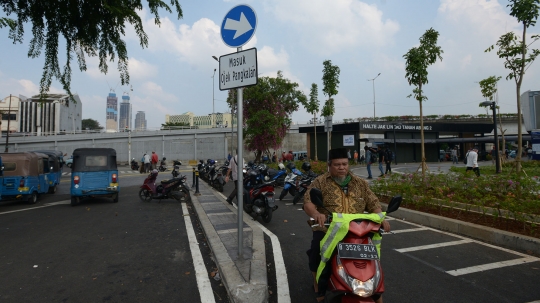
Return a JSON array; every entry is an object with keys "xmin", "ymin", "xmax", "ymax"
[{"xmin": 188, "ymin": 176, "xmax": 268, "ymax": 303}]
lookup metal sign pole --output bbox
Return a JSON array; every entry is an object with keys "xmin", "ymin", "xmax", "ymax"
[{"xmin": 236, "ymin": 46, "xmax": 244, "ymax": 259}]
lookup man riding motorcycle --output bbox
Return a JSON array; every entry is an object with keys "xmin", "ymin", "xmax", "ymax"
[{"xmin": 303, "ymin": 148, "xmax": 391, "ymax": 303}]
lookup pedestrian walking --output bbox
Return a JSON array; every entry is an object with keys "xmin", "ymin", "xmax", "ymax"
[
  {"xmin": 353, "ymin": 150, "xmax": 358, "ymax": 165},
  {"xmin": 225, "ymin": 152, "xmax": 245, "ymax": 205},
  {"xmin": 451, "ymin": 146, "xmax": 459, "ymax": 164},
  {"xmin": 143, "ymin": 153, "xmax": 151, "ymax": 173},
  {"xmin": 151, "ymin": 151, "xmax": 158, "ymax": 170},
  {"xmin": 377, "ymin": 146, "xmax": 385, "ymax": 177},
  {"xmin": 384, "ymin": 147, "xmax": 393, "ymax": 174},
  {"xmin": 465, "ymin": 147, "xmax": 480, "ymax": 177},
  {"xmin": 347, "ymin": 149, "xmax": 352, "ymax": 164},
  {"xmin": 364, "ymin": 146, "xmax": 373, "ymax": 179},
  {"xmin": 490, "ymin": 146, "xmax": 496, "ymax": 165},
  {"xmin": 140, "ymin": 153, "xmax": 146, "ymax": 174}
]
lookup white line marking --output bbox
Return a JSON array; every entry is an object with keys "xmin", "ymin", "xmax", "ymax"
[
  {"xmin": 447, "ymin": 257, "xmax": 539, "ymax": 276},
  {"xmin": 0, "ymin": 205, "xmax": 50, "ymax": 214},
  {"xmin": 395, "ymin": 240, "xmax": 472, "ymax": 253},
  {"xmin": 389, "ymin": 227, "xmax": 428, "ymax": 234},
  {"xmin": 217, "ymin": 192, "xmax": 291, "ymax": 303},
  {"xmin": 0, "ymin": 200, "xmax": 72, "ymax": 215},
  {"xmin": 181, "ymin": 202, "xmax": 216, "ymax": 303},
  {"xmin": 388, "ymin": 217, "xmax": 538, "ymax": 259}
]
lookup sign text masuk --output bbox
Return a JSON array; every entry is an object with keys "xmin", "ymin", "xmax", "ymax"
[{"xmin": 218, "ymin": 48, "xmax": 258, "ymax": 91}]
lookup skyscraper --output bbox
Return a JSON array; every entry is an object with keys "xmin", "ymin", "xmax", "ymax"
[
  {"xmin": 106, "ymin": 92, "xmax": 118, "ymax": 132},
  {"xmin": 135, "ymin": 111, "xmax": 147, "ymax": 130},
  {"xmin": 119, "ymin": 93, "xmax": 132, "ymax": 131}
]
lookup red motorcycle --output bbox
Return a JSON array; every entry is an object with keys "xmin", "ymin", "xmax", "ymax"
[
  {"xmin": 309, "ymin": 188, "xmax": 402, "ymax": 302},
  {"xmin": 139, "ymin": 170, "xmax": 191, "ymax": 202}
]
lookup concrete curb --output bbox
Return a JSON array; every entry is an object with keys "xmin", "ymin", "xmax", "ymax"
[
  {"xmin": 190, "ymin": 190, "xmax": 268, "ymax": 303},
  {"xmin": 384, "ymin": 203, "xmax": 540, "ymax": 256}
]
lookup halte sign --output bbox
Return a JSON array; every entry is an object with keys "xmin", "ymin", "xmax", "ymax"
[{"xmin": 218, "ymin": 48, "xmax": 258, "ymax": 90}]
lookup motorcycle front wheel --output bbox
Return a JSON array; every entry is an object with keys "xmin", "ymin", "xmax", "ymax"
[
  {"xmin": 262, "ymin": 207, "xmax": 273, "ymax": 223},
  {"xmin": 279, "ymin": 189, "xmax": 288, "ymax": 200},
  {"xmin": 138, "ymin": 188, "xmax": 153, "ymax": 202},
  {"xmin": 292, "ymin": 192, "xmax": 303, "ymax": 205}
]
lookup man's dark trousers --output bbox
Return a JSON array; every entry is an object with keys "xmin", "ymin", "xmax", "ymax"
[{"xmin": 227, "ymin": 180, "xmax": 238, "ymax": 203}]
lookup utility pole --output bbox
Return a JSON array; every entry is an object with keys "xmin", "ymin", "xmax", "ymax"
[
  {"xmin": 5, "ymin": 94, "xmax": 12, "ymax": 152},
  {"xmin": 368, "ymin": 73, "xmax": 381, "ymax": 119}
]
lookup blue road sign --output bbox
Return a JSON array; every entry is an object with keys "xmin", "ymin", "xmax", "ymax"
[{"xmin": 221, "ymin": 5, "xmax": 257, "ymax": 48}]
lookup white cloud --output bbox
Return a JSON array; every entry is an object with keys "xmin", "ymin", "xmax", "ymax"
[{"xmin": 262, "ymin": 0, "xmax": 400, "ymax": 55}]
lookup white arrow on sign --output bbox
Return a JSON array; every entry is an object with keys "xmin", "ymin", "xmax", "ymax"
[{"xmin": 224, "ymin": 12, "xmax": 253, "ymax": 39}]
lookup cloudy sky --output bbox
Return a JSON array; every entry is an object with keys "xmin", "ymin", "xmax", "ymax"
[{"xmin": 1, "ymin": 0, "xmax": 539, "ymax": 129}]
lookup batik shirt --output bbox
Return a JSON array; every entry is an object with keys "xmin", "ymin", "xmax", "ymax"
[{"xmin": 304, "ymin": 172, "xmax": 381, "ymax": 215}]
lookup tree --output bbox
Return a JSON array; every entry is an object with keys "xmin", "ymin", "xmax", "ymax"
[
  {"xmin": 0, "ymin": 1, "xmax": 183, "ymax": 100},
  {"xmin": 321, "ymin": 60, "xmax": 340, "ymax": 150},
  {"xmin": 403, "ymin": 28, "xmax": 443, "ymax": 180},
  {"xmin": 161, "ymin": 122, "xmax": 189, "ymax": 129},
  {"xmin": 479, "ymin": 75, "xmax": 505, "ymax": 172},
  {"xmin": 486, "ymin": 0, "xmax": 540, "ymax": 173},
  {"xmin": 305, "ymin": 83, "xmax": 320, "ymax": 161},
  {"xmin": 226, "ymin": 71, "xmax": 306, "ymax": 162},
  {"xmin": 82, "ymin": 118, "xmax": 103, "ymax": 130}
]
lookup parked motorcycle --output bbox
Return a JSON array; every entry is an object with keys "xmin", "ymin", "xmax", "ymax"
[
  {"xmin": 265, "ymin": 163, "xmax": 286, "ymax": 187},
  {"xmin": 171, "ymin": 160, "xmax": 182, "ymax": 178},
  {"xmin": 243, "ymin": 171, "xmax": 277, "ymax": 223},
  {"xmin": 158, "ymin": 157, "xmax": 167, "ymax": 172},
  {"xmin": 279, "ymin": 163, "xmax": 302, "ymax": 200},
  {"xmin": 292, "ymin": 175, "xmax": 316, "ymax": 205},
  {"xmin": 309, "ymin": 188, "xmax": 402, "ymax": 302},
  {"xmin": 139, "ymin": 170, "xmax": 190, "ymax": 202},
  {"xmin": 292, "ymin": 162, "xmax": 319, "ymax": 205},
  {"xmin": 207, "ymin": 161, "xmax": 225, "ymax": 192},
  {"xmin": 130, "ymin": 158, "xmax": 139, "ymax": 171}
]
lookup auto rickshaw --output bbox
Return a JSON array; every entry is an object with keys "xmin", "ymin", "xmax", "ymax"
[
  {"xmin": 34, "ymin": 150, "xmax": 63, "ymax": 193},
  {"xmin": 70, "ymin": 148, "xmax": 119, "ymax": 206},
  {"xmin": 1, "ymin": 152, "xmax": 52, "ymax": 204}
]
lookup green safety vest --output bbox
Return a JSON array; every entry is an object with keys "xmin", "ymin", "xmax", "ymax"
[{"xmin": 316, "ymin": 212, "xmax": 385, "ymax": 281}]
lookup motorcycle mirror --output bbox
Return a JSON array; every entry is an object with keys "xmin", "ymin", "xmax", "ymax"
[
  {"xmin": 386, "ymin": 196, "xmax": 402, "ymax": 214},
  {"xmin": 309, "ymin": 188, "xmax": 324, "ymax": 207}
]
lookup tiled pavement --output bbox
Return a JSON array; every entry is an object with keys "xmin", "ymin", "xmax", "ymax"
[{"xmin": 189, "ymin": 176, "xmax": 267, "ymax": 303}]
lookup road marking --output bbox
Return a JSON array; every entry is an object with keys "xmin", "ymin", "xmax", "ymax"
[
  {"xmin": 447, "ymin": 257, "xmax": 539, "ymax": 276},
  {"xmin": 206, "ymin": 212, "xmax": 235, "ymax": 216},
  {"xmin": 395, "ymin": 239, "xmax": 472, "ymax": 253},
  {"xmin": 181, "ymin": 202, "xmax": 216, "ymax": 303},
  {"xmin": 217, "ymin": 192, "xmax": 291, "ymax": 303},
  {"xmin": 388, "ymin": 227, "xmax": 428, "ymax": 234},
  {"xmin": 0, "ymin": 200, "xmax": 71, "ymax": 215}
]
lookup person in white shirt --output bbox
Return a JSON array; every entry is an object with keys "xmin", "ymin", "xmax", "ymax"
[
  {"xmin": 225, "ymin": 152, "xmax": 245, "ymax": 205},
  {"xmin": 466, "ymin": 147, "xmax": 480, "ymax": 177}
]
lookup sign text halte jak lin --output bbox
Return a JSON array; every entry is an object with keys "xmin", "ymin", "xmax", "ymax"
[{"xmin": 220, "ymin": 55, "xmax": 257, "ymax": 84}]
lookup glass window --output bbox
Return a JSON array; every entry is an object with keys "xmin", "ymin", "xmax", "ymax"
[
  {"xmin": 4, "ymin": 162, "xmax": 16, "ymax": 171},
  {"xmin": 85, "ymin": 156, "xmax": 107, "ymax": 166}
]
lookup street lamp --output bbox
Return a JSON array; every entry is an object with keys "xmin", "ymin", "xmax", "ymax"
[
  {"xmin": 368, "ymin": 73, "xmax": 381, "ymax": 119},
  {"xmin": 480, "ymin": 101, "xmax": 501, "ymax": 173},
  {"xmin": 212, "ymin": 68, "xmax": 216, "ymax": 128},
  {"xmin": 392, "ymin": 122, "xmax": 402, "ymax": 165}
]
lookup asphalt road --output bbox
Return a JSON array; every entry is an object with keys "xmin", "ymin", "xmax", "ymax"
[
  {"xmin": 220, "ymin": 164, "xmax": 540, "ymax": 303},
  {"xmin": 0, "ymin": 170, "xmax": 229, "ymax": 303}
]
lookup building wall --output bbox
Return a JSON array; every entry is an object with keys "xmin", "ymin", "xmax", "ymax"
[
  {"xmin": 18, "ymin": 94, "xmax": 82, "ymax": 135},
  {"xmin": 0, "ymin": 95, "xmax": 21, "ymax": 132},
  {"xmin": 119, "ymin": 95, "xmax": 132, "ymax": 130},
  {"xmin": 135, "ymin": 111, "xmax": 146, "ymax": 130},
  {"xmin": 166, "ymin": 112, "xmax": 237, "ymax": 129}
]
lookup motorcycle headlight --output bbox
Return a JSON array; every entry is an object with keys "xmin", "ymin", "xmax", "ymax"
[{"xmin": 336, "ymin": 258, "xmax": 375, "ymax": 297}]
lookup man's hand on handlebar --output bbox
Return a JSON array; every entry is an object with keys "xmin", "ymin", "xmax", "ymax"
[
  {"xmin": 314, "ymin": 213, "xmax": 326, "ymax": 228},
  {"xmin": 381, "ymin": 220, "xmax": 391, "ymax": 233}
]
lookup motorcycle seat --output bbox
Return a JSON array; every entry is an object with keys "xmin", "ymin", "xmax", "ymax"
[{"xmin": 160, "ymin": 179, "xmax": 177, "ymax": 184}]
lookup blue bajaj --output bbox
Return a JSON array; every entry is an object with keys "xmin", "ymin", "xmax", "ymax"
[
  {"xmin": 34, "ymin": 150, "xmax": 64, "ymax": 193},
  {"xmin": 1, "ymin": 152, "xmax": 51, "ymax": 204},
  {"xmin": 70, "ymin": 148, "xmax": 119, "ymax": 206}
]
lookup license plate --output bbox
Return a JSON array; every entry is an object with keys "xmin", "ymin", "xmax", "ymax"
[{"xmin": 337, "ymin": 243, "xmax": 379, "ymax": 260}]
